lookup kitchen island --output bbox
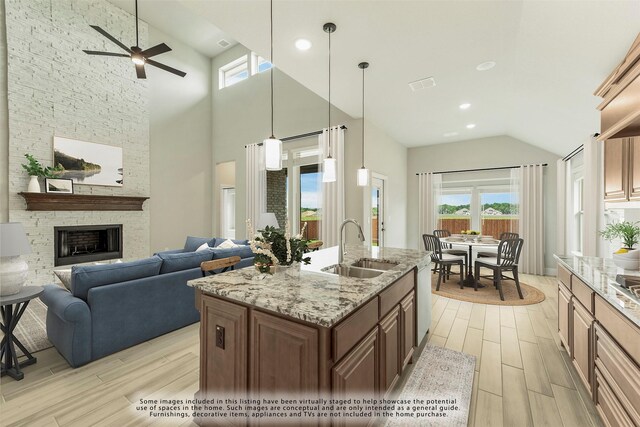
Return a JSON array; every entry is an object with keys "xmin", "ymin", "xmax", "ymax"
[{"xmin": 188, "ymin": 245, "xmax": 431, "ymax": 426}]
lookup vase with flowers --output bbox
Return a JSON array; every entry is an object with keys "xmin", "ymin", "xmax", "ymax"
[
  {"xmin": 247, "ymin": 219, "xmax": 311, "ymax": 274},
  {"xmin": 600, "ymin": 220, "xmax": 640, "ymax": 270}
]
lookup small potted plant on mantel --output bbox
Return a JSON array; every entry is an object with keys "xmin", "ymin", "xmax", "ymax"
[
  {"xmin": 21, "ymin": 154, "xmax": 63, "ymax": 193},
  {"xmin": 600, "ymin": 221, "xmax": 640, "ymax": 270}
]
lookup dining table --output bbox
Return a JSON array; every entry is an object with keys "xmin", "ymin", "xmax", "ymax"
[{"xmin": 442, "ymin": 237, "xmax": 500, "ymax": 288}]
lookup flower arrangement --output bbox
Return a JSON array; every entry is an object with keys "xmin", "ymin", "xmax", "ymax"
[
  {"xmin": 247, "ymin": 219, "xmax": 311, "ymax": 274},
  {"xmin": 460, "ymin": 230, "xmax": 479, "ymax": 235}
]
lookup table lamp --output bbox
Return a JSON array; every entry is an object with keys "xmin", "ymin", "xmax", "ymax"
[
  {"xmin": 258, "ymin": 213, "xmax": 280, "ymax": 230},
  {"xmin": 0, "ymin": 222, "xmax": 32, "ymax": 296}
]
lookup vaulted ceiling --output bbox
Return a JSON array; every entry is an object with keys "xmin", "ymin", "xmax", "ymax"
[{"xmin": 118, "ymin": 0, "xmax": 640, "ymax": 156}]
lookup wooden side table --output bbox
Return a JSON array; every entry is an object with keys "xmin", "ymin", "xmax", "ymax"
[{"xmin": 0, "ymin": 286, "xmax": 44, "ymax": 380}]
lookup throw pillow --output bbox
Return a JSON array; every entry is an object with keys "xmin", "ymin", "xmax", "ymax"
[
  {"xmin": 217, "ymin": 239, "xmax": 242, "ymax": 249},
  {"xmin": 184, "ymin": 236, "xmax": 212, "ymax": 252},
  {"xmin": 54, "ymin": 269, "xmax": 72, "ymax": 290},
  {"xmin": 196, "ymin": 242, "xmax": 211, "ymax": 252}
]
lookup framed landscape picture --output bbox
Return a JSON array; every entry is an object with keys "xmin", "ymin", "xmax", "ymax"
[
  {"xmin": 45, "ymin": 178, "xmax": 74, "ymax": 194},
  {"xmin": 53, "ymin": 137, "xmax": 123, "ymax": 187}
]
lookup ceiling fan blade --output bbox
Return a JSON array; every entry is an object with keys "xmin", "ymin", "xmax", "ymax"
[
  {"xmin": 83, "ymin": 50, "xmax": 130, "ymax": 58},
  {"xmin": 135, "ymin": 64, "xmax": 147, "ymax": 79},
  {"xmin": 89, "ymin": 25, "xmax": 132, "ymax": 53},
  {"xmin": 140, "ymin": 43, "xmax": 171, "ymax": 58},
  {"xmin": 146, "ymin": 59, "xmax": 186, "ymax": 77}
]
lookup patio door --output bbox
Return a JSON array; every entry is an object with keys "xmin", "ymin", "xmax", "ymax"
[
  {"xmin": 371, "ymin": 176, "xmax": 385, "ymax": 247},
  {"xmin": 221, "ymin": 187, "xmax": 236, "ymax": 239}
]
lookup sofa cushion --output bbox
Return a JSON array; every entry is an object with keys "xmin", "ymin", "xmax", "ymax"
[
  {"xmin": 157, "ymin": 250, "xmax": 214, "ymax": 274},
  {"xmin": 72, "ymin": 256, "xmax": 163, "ymax": 300},
  {"xmin": 211, "ymin": 245, "xmax": 254, "ymax": 260},
  {"xmin": 212, "ymin": 238, "xmax": 249, "ymax": 247},
  {"xmin": 183, "ymin": 236, "xmax": 214, "ymax": 252}
]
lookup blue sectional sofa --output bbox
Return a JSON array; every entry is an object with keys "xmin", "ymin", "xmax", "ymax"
[{"xmin": 41, "ymin": 236, "xmax": 254, "ymax": 367}]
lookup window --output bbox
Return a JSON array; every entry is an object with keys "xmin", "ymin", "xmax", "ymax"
[
  {"xmin": 251, "ymin": 53, "xmax": 273, "ymax": 75},
  {"xmin": 438, "ymin": 191, "xmax": 472, "ymax": 234},
  {"xmin": 573, "ymin": 177, "xmax": 584, "ymax": 255},
  {"xmin": 219, "ymin": 56, "xmax": 249, "ymax": 89},
  {"xmin": 299, "ymin": 164, "xmax": 321, "ymax": 241},
  {"xmin": 480, "ymin": 191, "xmax": 519, "ymax": 239}
]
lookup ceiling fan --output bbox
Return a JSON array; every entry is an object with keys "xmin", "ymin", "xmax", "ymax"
[{"xmin": 83, "ymin": 0, "xmax": 186, "ymax": 79}]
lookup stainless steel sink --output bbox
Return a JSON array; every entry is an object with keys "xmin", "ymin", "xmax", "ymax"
[
  {"xmin": 351, "ymin": 258, "xmax": 399, "ymax": 271},
  {"xmin": 321, "ymin": 264, "xmax": 384, "ymax": 278}
]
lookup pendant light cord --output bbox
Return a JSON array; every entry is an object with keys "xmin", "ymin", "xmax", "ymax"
[
  {"xmin": 135, "ymin": 0, "xmax": 139, "ymax": 47},
  {"xmin": 361, "ymin": 65, "xmax": 365, "ymax": 168},
  {"xmin": 327, "ymin": 26, "xmax": 332, "ymax": 158},
  {"xmin": 270, "ymin": 0, "xmax": 275, "ymax": 138}
]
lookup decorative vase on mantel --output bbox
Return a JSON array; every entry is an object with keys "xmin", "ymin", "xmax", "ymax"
[{"xmin": 27, "ymin": 176, "xmax": 41, "ymax": 193}]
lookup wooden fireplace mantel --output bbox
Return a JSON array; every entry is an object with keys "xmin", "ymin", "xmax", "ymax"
[{"xmin": 19, "ymin": 192, "xmax": 149, "ymax": 211}]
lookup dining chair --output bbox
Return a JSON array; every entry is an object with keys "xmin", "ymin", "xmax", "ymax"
[
  {"xmin": 476, "ymin": 231, "xmax": 520, "ymax": 258},
  {"xmin": 474, "ymin": 238, "xmax": 524, "ymax": 300},
  {"xmin": 433, "ymin": 229, "xmax": 468, "ymax": 262},
  {"xmin": 200, "ymin": 256, "xmax": 241, "ymax": 277},
  {"xmin": 423, "ymin": 234, "xmax": 465, "ymax": 291}
]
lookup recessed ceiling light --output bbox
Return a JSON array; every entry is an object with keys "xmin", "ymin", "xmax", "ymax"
[
  {"xmin": 476, "ymin": 61, "xmax": 496, "ymax": 71},
  {"xmin": 466, "ymin": 124, "xmax": 476, "ymax": 129},
  {"xmin": 443, "ymin": 132, "xmax": 459, "ymax": 137},
  {"xmin": 295, "ymin": 38, "xmax": 312, "ymax": 51},
  {"xmin": 459, "ymin": 103, "xmax": 471, "ymax": 110}
]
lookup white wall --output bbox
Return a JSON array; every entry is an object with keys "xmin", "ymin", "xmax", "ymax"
[
  {"xmin": 212, "ymin": 44, "xmax": 408, "ymax": 246},
  {"xmin": 407, "ymin": 135, "xmax": 560, "ymax": 272},
  {"xmin": 148, "ymin": 26, "xmax": 212, "ymax": 252},
  {"xmin": 0, "ymin": 0, "xmax": 8, "ymax": 222}
]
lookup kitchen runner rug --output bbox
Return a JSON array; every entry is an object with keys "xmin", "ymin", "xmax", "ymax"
[
  {"xmin": 385, "ymin": 344, "xmax": 476, "ymax": 426},
  {"xmin": 431, "ymin": 272, "xmax": 545, "ymax": 306},
  {"xmin": 1, "ymin": 296, "xmax": 52, "ymax": 357}
]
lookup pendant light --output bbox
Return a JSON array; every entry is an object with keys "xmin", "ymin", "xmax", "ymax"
[
  {"xmin": 357, "ymin": 62, "xmax": 370, "ymax": 187},
  {"xmin": 264, "ymin": 0, "xmax": 282, "ymax": 171},
  {"xmin": 322, "ymin": 23, "xmax": 337, "ymax": 183}
]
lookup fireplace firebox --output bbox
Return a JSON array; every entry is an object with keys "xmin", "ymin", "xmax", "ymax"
[{"xmin": 54, "ymin": 224, "xmax": 123, "ymax": 266}]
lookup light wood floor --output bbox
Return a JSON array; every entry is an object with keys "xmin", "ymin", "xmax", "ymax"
[{"xmin": 0, "ymin": 273, "xmax": 602, "ymax": 427}]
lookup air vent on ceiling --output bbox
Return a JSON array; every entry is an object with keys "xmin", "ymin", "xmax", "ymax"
[
  {"xmin": 218, "ymin": 39, "xmax": 231, "ymax": 48},
  {"xmin": 409, "ymin": 77, "xmax": 436, "ymax": 92}
]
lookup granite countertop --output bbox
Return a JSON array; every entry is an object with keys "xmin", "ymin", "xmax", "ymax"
[
  {"xmin": 555, "ymin": 255, "xmax": 640, "ymax": 327},
  {"xmin": 188, "ymin": 245, "xmax": 431, "ymax": 328}
]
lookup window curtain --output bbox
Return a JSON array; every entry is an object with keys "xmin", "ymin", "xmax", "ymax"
[
  {"xmin": 245, "ymin": 143, "xmax": 266, "ymax": 234},
  {"xmin": 417, "ymin": 172, "xmax": 442, "ymax": 249},
  {"xmin": 319, "ymin": 126, "xmax": 345, "ymax": 247},
  {"xmin": 583, "ymin": 135, "xmax": 605, "ymax": 257},
  {"xmin": 556, "ymin": 159, "xmax": 567, "ymax": 256},
  {"xmin": 518, "ymin": 164, "xmax": 545, "ymax": 275}
]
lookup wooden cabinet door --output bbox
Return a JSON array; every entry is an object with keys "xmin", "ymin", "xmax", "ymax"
[
  {"xmin": 572, "ymin": 300, "xmax": 594, "ymax": 393},
  {"xmin": 332, "ymin": 328, "xmax": 379, "ymax": 427},
  {"xmin": 200, "ymin": 296, "xmax": 248, "ymax": 397},
  {"xmin": 628, "ymin": 137, "xmax": 640, "ymax": 200},
  {"xmin": 379, "ymin": 306, "xmax": 401, "ymax": 397},
  {"xmin": 558, "ymin": 283, "xmax": 572, "ymax": 356},
  {"xmin": 400, "ymin": 291, "xmax": 415, "ymax": 369},
  {"xmin": 250, "ymin": 311, "xmax": 318, "ymax": 394},
  {"xmin": 604, "ymin": 138, "xmax": 629, "ymax": 201}
]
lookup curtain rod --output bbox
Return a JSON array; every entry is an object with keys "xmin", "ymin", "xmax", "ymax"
[
  {"xmin": 415, "ymin": 163, "xmax": 548, "ymax": 176},
  {"xmin": 562, "ymin": 145, "xmax": 584, "ymax": 162},
  {"xmin": 245, "ymin": 125, "xmax": 347, "ymax": 148}
]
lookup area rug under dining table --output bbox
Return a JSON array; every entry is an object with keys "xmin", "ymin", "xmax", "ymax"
[{"xmin": 431, "ymin": 272, "xmax": 545, "ymax": 305}]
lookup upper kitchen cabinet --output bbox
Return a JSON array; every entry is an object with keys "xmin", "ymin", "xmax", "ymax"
[{"xmin": 595, "ymin": 33, "xmax": 640, "ymax": 141}]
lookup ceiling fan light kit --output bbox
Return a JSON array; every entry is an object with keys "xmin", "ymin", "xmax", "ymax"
[
  {"xmin": 264, "ymin": 0, "xmax": 283, "ymax": 171},
  {"xmin": 83, "ymin": 0, "xmax": 186, "ymax": 79}
]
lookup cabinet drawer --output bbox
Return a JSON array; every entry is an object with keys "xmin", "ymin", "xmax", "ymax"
[
  {"xmin": 572, "ymin": 275, "xmax": 594, "ymax": 313},
  {"xmin": 557, "ymin": 264, "xmax": 572, "ymax": 289},
  {"xmin": 595, "ymin": 324, "xmax": 640, "ymax": 425},
  {"xmin": 332, "ymin": 298, "xmax": 378, "ymax": 362},
  {"xmin": 379, "ymin": 271, "xmax": 414, "ymax": 317},
  {"xmin": 595, "ymin": 367, "xmax": 636, "ymax": 427},
  {"xmin": 595, "ymin": 295, "xmax": 640, "ymax": 364}
]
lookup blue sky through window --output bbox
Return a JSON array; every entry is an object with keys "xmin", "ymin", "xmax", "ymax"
[{"xmin": 301, "ymin": 172, "xmax": 320, "ymax": 209}]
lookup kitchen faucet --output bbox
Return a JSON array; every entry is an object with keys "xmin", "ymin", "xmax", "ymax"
[{"xmin": 339, "ymin": 219, "xmax": 365, "ymax": 265}]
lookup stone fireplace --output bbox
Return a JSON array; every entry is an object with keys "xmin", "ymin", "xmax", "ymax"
[{"xmin": 54, "ymin": 224, "xmax": 123, "ymax": 266}]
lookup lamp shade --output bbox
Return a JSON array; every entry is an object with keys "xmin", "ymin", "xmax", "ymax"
[
  {"xmin": 357, "ymin": 167, "xmax": 370, "ymax": 187},
  {"xmin": 264, "ymin": 137, "xmax": 282, "ymax": 171},
  {"xmin": 258, "ymin": 212, "xmax": 280, "ymax": 229},
  {"xmin": 322, "ymin": 157, "xmax": 337, "ymax": 183},
  {"xmin": 0, "ymin": 222, "xmax": 31, "ymax": 257}
]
